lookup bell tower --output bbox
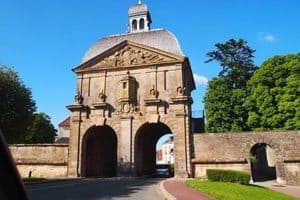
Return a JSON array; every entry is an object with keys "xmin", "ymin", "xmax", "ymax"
[{"xmin": 128, "ymin": 0, "xmax": 152, "ymax": 33}]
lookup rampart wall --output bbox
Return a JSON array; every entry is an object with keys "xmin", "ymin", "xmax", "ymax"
[
  {"xmin": 9, "ymin": 144, "xmax": 69, "ymax": 178},
  {"xmin": 192, "ymin": 131, "xmax": 300, "ymax": 185}
]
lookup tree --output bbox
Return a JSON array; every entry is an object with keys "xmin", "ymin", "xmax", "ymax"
[
  {"xmin": 0, "ymin": 65, "xmax": 36, "ymax": 143},
  {"xmin": 204, "ymin": 39, "xmax": 257, "ymax": 132},
  {"xmin": 25, "ymin": 113, "xmax": 57, "ymax": 143},
  {"xmin": 246, "ymin": 53, "xmax": 300, "ymax": 130},
  {"xmin": 205, "ymin": 38, "xmax": 257, "ymax": 89}
]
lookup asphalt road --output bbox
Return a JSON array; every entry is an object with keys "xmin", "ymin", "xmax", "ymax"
[{"xmin": 25, "ymin": 177, "xmax": 164, "ymax": 200}]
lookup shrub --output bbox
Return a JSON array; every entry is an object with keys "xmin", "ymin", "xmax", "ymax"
[{"xmin": 206, "ymin": 169, "xmax": 250, "ymax": 184}]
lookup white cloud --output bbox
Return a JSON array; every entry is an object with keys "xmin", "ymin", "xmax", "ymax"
[
  {"xmin": 193, "ymin": 74, "xmax": 208, "ymax": 86},
  {"xmin": 263, "ymin": 34, "xmax": 275, "ymax": 42},
  {"xmin": 259, "ymin": 32, "xmax": 276, "ymax": 42}
]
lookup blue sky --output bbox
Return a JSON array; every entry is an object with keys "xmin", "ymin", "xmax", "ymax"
[{"xmin": 1, "ymin": 0, "xmax": 300, "ymax": 130}]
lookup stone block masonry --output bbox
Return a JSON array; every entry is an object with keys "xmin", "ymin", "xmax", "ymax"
[
  {"xmin": 192, "ymin": 131, "xmax": 300, "ymax": 185},
  {"xmin": 9, "ymin": 144, "xmax": 69, "ymax": 178}
]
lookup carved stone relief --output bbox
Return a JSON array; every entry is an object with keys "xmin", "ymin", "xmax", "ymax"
[
  {"xmin": 74, "ymin": 92, "xmax": 83, "ymax": 104},
  {"xmin": 98, "ymin": 89, "xmax": 106, "ymax": 102},
  {"xmin": 149, "ymin": 85, "xmax": 158, "ymax": 98},
  {"xmin": 119, "ymin": 102, "xmax": 138, "ymax": 113},
  {"xmin": 95, "ymin": 45, "xmax": 175, "ymax": 68},
  {"xmin": 176, "ymin": 86, "xmax": 186, "ymax": 96}
]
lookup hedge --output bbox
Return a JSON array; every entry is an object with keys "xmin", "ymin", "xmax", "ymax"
[{"xmin": 206, "ymin": 169, "xmax": 250, "ymax": 184}]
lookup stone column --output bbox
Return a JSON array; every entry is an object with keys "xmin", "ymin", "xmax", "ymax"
[{"xmin": 118, "ymin": 115, "xmax": 133, "ymax": 176}]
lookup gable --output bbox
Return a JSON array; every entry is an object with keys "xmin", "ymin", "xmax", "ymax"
[{"xmin": 73, "ymin": 40, "xmax": 185, "ymax": 73}]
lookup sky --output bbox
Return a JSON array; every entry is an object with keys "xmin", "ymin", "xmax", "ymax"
[{"xmin": 1, "ymin": 0, "xmax": 300, "ymax": 133}]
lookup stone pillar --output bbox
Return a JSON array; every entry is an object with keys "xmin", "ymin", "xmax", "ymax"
[
  {"xmin": 118, "ymin": 115, "xmax": 133, "ymax": 176},
  {"xmin": 170, "ymin": 94, "xmax": 193, "ymax": 178},
  {"xmin": 66, "ymin": 104, "xmax": 84, "ymax": 177},
  {"xmin": 174, "ymin": 114, "xmax": 191, "ymax": 178}
]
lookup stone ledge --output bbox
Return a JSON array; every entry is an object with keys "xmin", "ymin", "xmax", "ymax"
[
  {"xmin": 192, "ymin": 159, "xmax": 248, "ymax": 164},
  {"xmin": 284, "ymin": 160, "xmax": 300, "ymax": 163},
  {"xmin": 9, "ymin": 144, "xmax": 69, "ymax": 147},
  {"xmin": 15, "ymin": 162, "xmax": 68, "ymax": 166}
]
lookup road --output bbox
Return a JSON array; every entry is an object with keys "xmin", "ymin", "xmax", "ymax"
[{"xmin": 25, "ymin": 177, "xmax": 164, "ymax": 200}]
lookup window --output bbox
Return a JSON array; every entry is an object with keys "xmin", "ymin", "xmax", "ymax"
[
  {"xmin": 132, "ymin": 19, "xmax": 137, "ymax": 31},
  {"xmin": 123, "ymin": 82, "xmax": 127, "ymax": 89},
  {"xmin": 139, "ymin": 18, "xmax": 144, "ymax": 30}
]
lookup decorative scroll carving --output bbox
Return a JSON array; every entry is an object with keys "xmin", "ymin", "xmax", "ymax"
[
  {"xmin": 149, "ymin": 85, "xmax": 158, "ymax": 98},
  {"xmin": 95, "ymin": 45, "xmax": 174, "ymax": 68},
  {"xmin": 98, "ymin": 89, "xmax": 106, "ymax": 102},
  {"xmin": 176, "ymin": 86, "xmax": 186, "ymax": 96},
  {"xmin": 74, "ymin": 92, "xmax": 83, "ymax": 104},
  {"xmin": 119, "ymin": 102, "xmax": 138, "ymax": 113}
]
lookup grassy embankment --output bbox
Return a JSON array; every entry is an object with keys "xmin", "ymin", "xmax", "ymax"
[{"xmin": 186, "ymin": 180, "xmax": 298, "ymax": 200}]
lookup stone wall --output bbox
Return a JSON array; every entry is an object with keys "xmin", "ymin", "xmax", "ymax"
[
  {"xmin": 192, "ymin": 131, "xmax": 300, "ymax": 185},
  {"xmin": 9, "ymin": 144, "xmax": 69, "ymax": 178}
]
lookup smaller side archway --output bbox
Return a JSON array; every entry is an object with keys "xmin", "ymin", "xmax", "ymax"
[
  {"xmin": 81, "ymin": 125, "xmax": 118, "ymax": 177},
  {"xmin": 250, "ymin": 143, "xmax": 277, "ymax": 182},
  {"xmin": 135, "ymin": 122, "xmax": 173, "ymax": 176}
]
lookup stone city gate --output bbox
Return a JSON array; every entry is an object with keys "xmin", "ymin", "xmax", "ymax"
[
  {"xmin": 66, "ymin": 2, "xmax": 195, "ymax": 178},
  {"xmin": 67, "ymin": 42, "xmax": 195, "ymax": 178}
]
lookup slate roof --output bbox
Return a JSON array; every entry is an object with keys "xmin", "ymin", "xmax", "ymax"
[{"xmin": 81, "ymin": 29, "xmax": 184, "ymax": 64}]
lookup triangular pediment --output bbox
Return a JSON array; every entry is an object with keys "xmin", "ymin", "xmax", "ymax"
[{"xmin": 73, "ymin": 40, "xmax": 184, "ymax": 72}]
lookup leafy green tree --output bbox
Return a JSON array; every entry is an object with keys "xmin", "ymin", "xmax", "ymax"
[
  {"xmin": 204, "ymin": 39, "xmax": 257, "ymax": 132},
  {"xmin": 25, "ymin": 113, "xmax": 57, "ymax": 143},
  {"xmin": 246, "ymin": 53, "xmax": 300, "ymax": 130},
  {"xmin": 0, "ymin": 65, "xmax": 36, "ymax": 143},
  {"xmin": 205, "ymin": 39, "xmax": 257, "ymax": 89}
]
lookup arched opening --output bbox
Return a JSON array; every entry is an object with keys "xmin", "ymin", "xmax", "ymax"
[
  {"xmin": 82, "ymin": 125, "xmax": 117, "ymax": 177},
  {"xmin": 135, "ymin": 122, "xmax": 174, "ymax": 177},
  {"xmin": 250, "ymin": 143, "xmax": 276, "ymax": 182},
  {"xmin": 156, "ymin": 134, "xmax": 174, "ymax": 165},
  {"xmin": 139, "ymin": 18, "xmax": 145, "ymax": 30},
  {"xmin": 132, "ymin": 19, "xmax": 137, "ymax": 31}
]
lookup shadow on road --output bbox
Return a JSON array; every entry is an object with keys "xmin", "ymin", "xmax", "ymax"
[{"xmin": 26, "ymin": 177, "xmax": 164, "ymax": 200}]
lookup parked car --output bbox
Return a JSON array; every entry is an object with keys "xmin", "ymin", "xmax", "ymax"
[{"xmin": 153, "ymin": 164, "xmax": 173, "ymax": 177}]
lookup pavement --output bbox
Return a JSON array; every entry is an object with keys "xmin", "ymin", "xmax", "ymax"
[
  {"xmin": 252, "ymin": 180, "xmax": 300, "ymax": 199},
  {"xmin": 25, "ymin": 177, "xmax": 164, "ymax": 200},
  {"xmin": 160, "ymin": 178, "xmax": 300, "ymax": 200},
  {"xmin": 160, "ymin": 179, "xmax": 211, "ymax": 200}
]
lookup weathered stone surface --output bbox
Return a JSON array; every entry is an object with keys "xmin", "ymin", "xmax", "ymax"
[
  {"xmin": 9, "ymin": 144, "xmax": 68, "ymax": 178},
  {"xmin": 67, "ymin": 40, "xmax": 195, "ymax": 178},
  {"xmin": 192, "ymin": 131, "xmax": 300, "ymax": 185}
]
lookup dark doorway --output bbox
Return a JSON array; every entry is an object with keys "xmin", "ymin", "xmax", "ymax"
[
  {"xmin": 83, "ymin": 126, "xmax": 117, "ymax": 177},
  {"xmin": 135, "ymin": 122, "xmax": 173, "ymax": 177},
  {"xmin": 250, "ymin": 143, "xmax": 276, "ymax": 182}
]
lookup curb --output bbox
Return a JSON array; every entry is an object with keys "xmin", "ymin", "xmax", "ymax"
[
  {"xmin": 24, "ymin": 178, "xmax": 82, "ymax": 186},
  {"xmin": 159, "ymin": 179, "xmax": 176, "ymax": 200}
]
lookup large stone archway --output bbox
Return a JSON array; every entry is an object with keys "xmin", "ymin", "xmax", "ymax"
[
  {"xmin": 81, "ymin": 125, "xmax": 117, "ymax": 177},
  {"xmin": 135, "ymin": 122, "xmax": 172, "ymax": 176}
]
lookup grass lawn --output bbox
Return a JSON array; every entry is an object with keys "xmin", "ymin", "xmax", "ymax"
[{"xmin": 186, "ymin": 180, "xmax": 298, "ymax": 200}]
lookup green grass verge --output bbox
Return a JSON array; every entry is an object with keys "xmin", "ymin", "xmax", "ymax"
[
  {"xmin": 186, "ymin": 180, "xmax": 298, "ymax": 200},
  {"xmin": 22, "ymin": 177, "xmax": 46, "ymax": 182}
]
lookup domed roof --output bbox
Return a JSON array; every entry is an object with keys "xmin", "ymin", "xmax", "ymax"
[
  {"xmin": 128, "ymin": 3, "xmax": 149, "ymax": 16},
  {"xmin": 81, "ymin": 29, "xmax": 184, "ymax": 64}
]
